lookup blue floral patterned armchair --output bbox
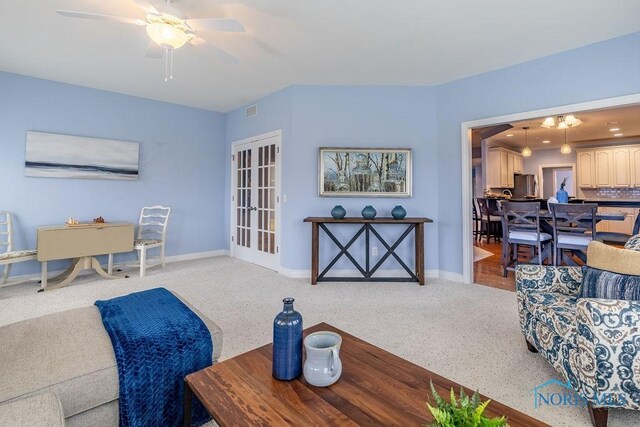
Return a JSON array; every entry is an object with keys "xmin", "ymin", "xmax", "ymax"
[{"xmin": 516, "ymin": 261, "xmax": 640, "ymax": 427}]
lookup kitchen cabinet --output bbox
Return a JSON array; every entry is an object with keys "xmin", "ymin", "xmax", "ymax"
[
  {"xmin": 612, "ymin": 148, "xmax": 631, "ymax": 187},
  {"xmin": 577, "ymin": 145, "xmax": 640, "ymax": 188},
  {"xmin": 597, "ymin": 207, "xmax": 639, "ymax": 234},
  {"xmin": 577, "ymin": 150, "xmax": 595, "ymax": 188},
  {"xmin": 486, "ymin": 148, "xmax": 520, "ymax": 189},
  {"xmin": 513, "ymin": 155, "xmax": 524, "ymax": 174},
  {"xmin": 632, "ymin": 146, "xmax": 640, "ymax": 187},
  {"xmin": 595, "ymin": 149, "xmax": 612, "ymax": 187}
]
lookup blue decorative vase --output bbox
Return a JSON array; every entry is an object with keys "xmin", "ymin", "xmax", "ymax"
[
  {"xmin": 272, "ymin": 297, "xmax": 303, "ymax": 380},
  {"xmin": 391, "ymin": 205, "xmax": 407, "ymax": 220},
  {"xmin": 556, "ymin": 188, "xmax": 569, "ymax": 204},
  {"xmin": 361, "ymin": 205, "xmax": 377, "ymax": 219},
  {"xmin": 331, "ymin": 205, "xmax": 346, "ymax": 219}
]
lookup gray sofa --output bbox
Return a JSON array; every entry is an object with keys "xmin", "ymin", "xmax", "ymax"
[{"xmin": 0, "ymin": 294, "xmax": 223, "ymax": 426}]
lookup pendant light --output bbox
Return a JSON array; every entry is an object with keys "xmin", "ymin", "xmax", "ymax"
[
  {"xmin": 560, "ymin": 128, "xmax": 572, "ymax": 154},
  {"xmin": 522, "ymin": 127, "xmax": 532, "ymax": 157}
]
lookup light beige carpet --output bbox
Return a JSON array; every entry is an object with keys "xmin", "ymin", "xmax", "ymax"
[{"xmin": 0, "ymin": 256, "xmax": 638, "ymax": 427}]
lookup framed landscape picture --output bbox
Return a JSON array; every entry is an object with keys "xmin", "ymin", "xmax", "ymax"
[{"xmin": 319, "ymin": 148, "xmax": 412, "ymax": 197}]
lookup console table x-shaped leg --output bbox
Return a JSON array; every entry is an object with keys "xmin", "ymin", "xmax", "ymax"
[{"xmin": 306, "ymin": 217, "xmax": 429, "ymax": 285}]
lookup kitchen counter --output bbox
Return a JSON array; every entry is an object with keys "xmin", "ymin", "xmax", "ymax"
[{"xmin": 571, "ymin": 199, "xmax": 640, "ymax": 207}]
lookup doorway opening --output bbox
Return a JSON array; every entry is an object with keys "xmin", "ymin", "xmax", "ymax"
[
  {"xmin": 462, "ymin": 93, "xmax": 640, "ymax": 287},
  {"xmin": 538, "ymin": 164, "xmax": 576, "ymax": 199}
]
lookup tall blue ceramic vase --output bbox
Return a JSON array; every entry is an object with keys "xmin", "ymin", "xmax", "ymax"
[
  {"xmin": 556, "ymin": 188, "xmax": 569, "ymax": 204},
  {"xmin": 272, "ymin": 298, "xmax": 303, "ymax": 380}
]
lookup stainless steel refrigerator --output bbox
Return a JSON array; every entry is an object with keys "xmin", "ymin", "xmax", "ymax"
[{"xmin": 512, "ymin": 174, "xmax": 538, "ymax": 198}]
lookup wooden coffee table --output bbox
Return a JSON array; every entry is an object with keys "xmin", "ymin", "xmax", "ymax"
[{"xmin": 184, "ymin": 323, "xmax": 547, "ymax": 426}]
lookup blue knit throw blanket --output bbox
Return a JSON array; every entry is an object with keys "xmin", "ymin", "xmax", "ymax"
[{"xmin": 95, "ymin": 288, "xmax": 212, "ymax": 427}]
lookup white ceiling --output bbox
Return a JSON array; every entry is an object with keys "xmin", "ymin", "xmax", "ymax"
[
  {"xmin": 2, "ymin": 1, "xmax": 640, "ymax": 112},
  {"xmin": 486, "ymin": 104, "xmax": 640, "ymax": 150}
]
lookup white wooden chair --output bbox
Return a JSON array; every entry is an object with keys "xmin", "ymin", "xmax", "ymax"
[
  {"xmin": 112, "ymin": 205, "xmax": 171, "ymax": 277},
  {"xmin": 0, "ymin": 212, "xmax": 37, "ymax": 286}
]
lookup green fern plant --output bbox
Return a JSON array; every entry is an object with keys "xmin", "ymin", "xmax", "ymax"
[{"xmin": 425, "ymin": 381, "xmax": 508, "ymax": 427}]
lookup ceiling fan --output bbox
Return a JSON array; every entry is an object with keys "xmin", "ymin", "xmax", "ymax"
[{"xmin": 57, "ymin": 0, "xmax": 245, "ymax": 81}]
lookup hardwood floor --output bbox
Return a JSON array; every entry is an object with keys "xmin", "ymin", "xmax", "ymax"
[{"xmin": 473, "ymin": 240, "xmax": 517, "ymax": 291}]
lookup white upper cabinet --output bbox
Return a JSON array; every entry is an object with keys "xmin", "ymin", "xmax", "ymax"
[
  {"xmin": 486, "ymin": 148, "xmax": 518, "ymax": 189},
  {"xmin": 595, "ymin": 149, "xmax": 612, "ymax": 187},
  {"xmin": 513, "ymin": 155, "xmax": 524, "ymax": 174},
  {"xmin": 577, "ymin": 150, "xmax": 595, "ymax": 188},
  {"xmin": 611, "ymin": 147, "xmax": 631, "ymax": 188},
  {"xmin": 632, "ymin": 146, "xmax": 640, "ymax": 187},
  {"xmin": 577, "ymin": 144, "xmax": 640, "ymax": 188}
]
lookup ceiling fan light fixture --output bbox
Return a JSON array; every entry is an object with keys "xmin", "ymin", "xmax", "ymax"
[
  {"xmin": 146, "ymin": 22, "xmax": 189, "ymax": 49},
  {"xmin": 557, "ymin": 121, "xmax": 569, "ymax": 130}
]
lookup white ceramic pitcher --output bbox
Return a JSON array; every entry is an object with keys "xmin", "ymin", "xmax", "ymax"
[{"xmin": 303, "ymin": 331, "xmax": 342, "ymax": 387}]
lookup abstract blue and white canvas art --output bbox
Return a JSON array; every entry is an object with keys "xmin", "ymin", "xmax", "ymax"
[{"xmin": 25, "ymin": 131, "xmax": 139, "ymax": 180}]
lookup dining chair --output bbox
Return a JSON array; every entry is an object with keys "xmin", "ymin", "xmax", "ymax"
[
  {"xmin": 498, "ymin": 201, "xmax": 552, "ymax": 277},
  {"xmin": 595, "ymin": 209, "xmax": 640, "ymax": 246},
  {"xmin": 550, "ymin": 203, "xmax": 597, "ymax": 266},
  {"xmin": 476, "ymin": 198, "xmax": 501, "ymax": 243},
  {"xmin": 0, "ymin": 211, "xmax": 37, "ymax": 286},
  {"xmin": 472, "ymin": 199, "xmax": 482, "ymax": 242},
  {"xmin": 109, "ymin": 205, "xmax": 171, "ymax": 277}
]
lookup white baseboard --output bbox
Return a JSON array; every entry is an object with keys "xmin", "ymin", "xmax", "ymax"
[
  {"xmin": 164, "ymin": 249, "xmax": 229, "ymax": 263},
  {"xmin": 1, "ymin": 249, "xmax": 230, "ymax": 285},
  {"xmin": 277, "ymin": 267, "xmax": 464, "ymax": 283}
]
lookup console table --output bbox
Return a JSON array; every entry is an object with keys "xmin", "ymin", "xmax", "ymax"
[
  {"xmin": 303, "ymin": 217, "xmax": 432, "ymax": 285},
  {"xmin": 37, "ymin": 222, "xmax": 134, "ymax": 291}
]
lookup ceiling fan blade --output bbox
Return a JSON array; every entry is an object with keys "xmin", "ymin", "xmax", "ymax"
[
  {"xmin": 189, "ymin": 38, "xmax": 240, "ymax": 65},
  {"xmin": 133, "ymin": 0, "xmax": 159, "ymax": 15},
  {"xmin": 56, "ymin": 10, "xmax": 145, "ymax": 26},
  {"xmin": 144, "ymin": 42, "xmax": 165, "ymax": 58},
  {"xmin": 185, "ymin": 18, "xmax": 245, "ymax": 33}
]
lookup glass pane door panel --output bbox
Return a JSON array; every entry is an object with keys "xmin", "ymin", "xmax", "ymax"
[{"xmin": 235, "ymin": 148, "xmax": 251, "ymax": 249}]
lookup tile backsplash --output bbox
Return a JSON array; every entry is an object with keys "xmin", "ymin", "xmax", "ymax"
[{"xmin": 582, "ymin": 188, "xmax": 640, "ymax": 199}]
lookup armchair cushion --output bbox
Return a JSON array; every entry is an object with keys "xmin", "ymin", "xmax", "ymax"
[
  {"xmin": 580, "ymin": 266, "xmax": 640, "ymax": 301},
  {"xmin": 587, "ymin": 241, "xmax": 640, "ymax": 276}
]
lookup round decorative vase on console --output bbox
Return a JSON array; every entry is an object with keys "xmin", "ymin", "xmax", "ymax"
[
  {"xmin": 391, "ymin": 205, "xmax": 407, "ymax": 220},
  {"xmin": 361, "ymin": 205, "xmax": 377, "ymax": 219},
  {"xmin": 272, "ymin": 298, "xmax": 303, "ymax": 380},
  {"xmin": 331, "ymin": 205, "xmax": 346, "ymax": 219}
]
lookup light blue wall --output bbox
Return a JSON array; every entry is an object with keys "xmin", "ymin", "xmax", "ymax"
[
  {"xmin": 226, "ymin": 31, "xmax": 640, "ymax": 276},
  {"xmin": 436, "ymin": 31, "xmax": 640, "ymax": 274},
  {"xmin": 225, "ymin": 85, "xmax": 439, "ymax": 271},
  {"xmin": 0, "ymin": 72, "xmax": 227, "ymax": 275}
]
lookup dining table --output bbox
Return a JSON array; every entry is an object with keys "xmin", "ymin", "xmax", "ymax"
[{"xmin": 512, "ymin": 210, "xmax": 625, "ymax": 266}]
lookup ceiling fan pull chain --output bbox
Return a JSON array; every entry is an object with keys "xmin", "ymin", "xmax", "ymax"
[
  {"xmin": 170, "ymin": 49, "xmax": 174, "ymax": 80},
  {"xmin": 164, "ymin": 48, "xmax": 169, "ymax": 82}
]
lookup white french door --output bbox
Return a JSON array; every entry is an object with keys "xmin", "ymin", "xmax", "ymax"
[{"xmin": 231, "ymin": 132, "xmax": 281, "ymax": 271}]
